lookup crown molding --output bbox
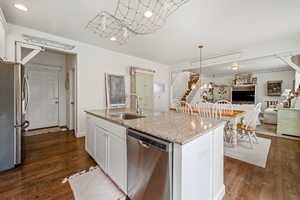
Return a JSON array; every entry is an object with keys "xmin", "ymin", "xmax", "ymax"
[
  {"xmin": 171, "ymin": 48, "xmax": 300, "ymax": 72},
  {"xmin": 202, "ymin": 67, "xmax": 293, "ymax": 78}
]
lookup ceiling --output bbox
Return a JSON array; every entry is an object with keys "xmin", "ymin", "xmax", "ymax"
[
  {"xmin": 1, "ymin": 0, "xmax": 300, "ymax": 65},
  {"xmin": 188, "ymin": 56, "xmax": 292, "ymax": 76}
]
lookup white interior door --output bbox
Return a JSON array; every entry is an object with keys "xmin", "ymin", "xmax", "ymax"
[
  {"xmin": 135, "ymin": 72, "xmax": 154, "ymax": 109},
  {"xmin": 27, "ymin": 68, "xmax": 59, "ymax": 130},
  {"xmin": 69, "ymin": 69, "xmax": 75, "ymax": 130}
]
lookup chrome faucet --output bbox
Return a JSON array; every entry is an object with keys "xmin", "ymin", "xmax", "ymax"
[{"xmin": 130, "ymin": 93, "xmax": 143, "ymax": 115}]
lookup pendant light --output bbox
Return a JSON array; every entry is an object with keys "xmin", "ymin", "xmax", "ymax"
[
  {"xmin": 231, "ymin": 62, "xmax": 239, "ymax": 71},
  {"xmin": 231, "ymin": 52, "xmax": 242, "ymax": 71},
  {"xmin": 197, "ymin": 45, "xmax": 211, "ymax": 90},
  {"xmin": 198, "ymin": 45, "xmax": 204, "ymax": 89}
]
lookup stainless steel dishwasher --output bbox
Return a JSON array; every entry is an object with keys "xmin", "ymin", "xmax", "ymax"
[{"xmin": 127, "ymin": 129, "xmax": 173, "ymax": 200}]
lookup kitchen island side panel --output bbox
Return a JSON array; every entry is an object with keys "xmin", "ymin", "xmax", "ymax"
[{"xmin": 173, "ymin": 124, "xmax": 225, "ymax": 200}]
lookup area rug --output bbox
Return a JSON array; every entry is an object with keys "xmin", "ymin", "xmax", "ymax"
[
  {"xmin": 224, "ymin": 137, "xmax": 271, "ymax": 168},
  {"xmin": 256, "ymin": 123, "xmax": 277, "ymax": 136},
  {"xmin": 23, "ymin": 126, "xmax": 67, "ymax": 136},
  {"xmin": 62, "ymin": 166, "xmax": 126, "ymax": 200}
]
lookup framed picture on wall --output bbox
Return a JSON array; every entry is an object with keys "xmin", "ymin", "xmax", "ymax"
[
  {"xmin": 267, "ymin": 80, "xmax": 282, "ymax": 96},
  {"xmin": 105, "ymin": 73, "xmax": 126, "ymax": 108}
]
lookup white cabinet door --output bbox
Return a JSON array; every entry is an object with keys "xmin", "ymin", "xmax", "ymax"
[
  {"xmin": 85, "ymin": 115, "xmax": 95, "ymax": 158},
  {"xmin": 85, "ymin": 115, "xmax": 127, "ymax": 193},
  {"xmin": 95, "ymin": 126, "xmax": 108, "ymax": 171},
  {"xmin": 108, "ymin": 133, "xmax": 127, "ymax": 192}
]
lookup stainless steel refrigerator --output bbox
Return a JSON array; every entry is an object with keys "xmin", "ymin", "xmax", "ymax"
[{"xmin": 0, "ymin": 61, "xmax": 30, "ymax": 172}]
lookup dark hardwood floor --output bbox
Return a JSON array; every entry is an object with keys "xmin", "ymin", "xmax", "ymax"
[
  {"xmin": 0, "ymin": 131, "xmax": 96, "ymax": 200},
  {"xmin": 0, "ymin": 132, "xmax": 299, "ymax": 200},
  {"xmin": 224, "ymin": 134, "xmax": 300, "ymax": 200}
]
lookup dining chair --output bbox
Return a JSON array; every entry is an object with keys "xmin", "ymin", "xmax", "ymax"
[
  {"xmin": 195, "ymin": 101, "xmax": 217, "ymax": 118},
  {"xmin": 215, "ymin": 100, "xmax": 233, "ymax": 118},
  {"xmin": 172, "ymin": 99, "xmax": 181, "ymax": 111},
  {"xmin": 215, "ymin": 100, "xmax": 234, "ymax": 144},
  {"xmin": 176, "ymin": 101, "xmax": 192, "ymax": 114},
  {"xmin": 237, "ymin": 103, "xmax": 262, "ymax": 148}
]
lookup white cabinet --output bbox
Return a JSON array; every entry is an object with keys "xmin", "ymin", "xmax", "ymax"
[
  {"xmin": 85, "ymin": 113, "xmax": 127, "ymax": 193},
  {"xmin": 277, "ymin": 108, "xmax": 300, "ymax": 137},
  {"xmin": 108, "ymin": 133, "xmax": 127, "ymax": 192},
  {"xmin": 95, "ymin": 126, "xmax": 108, "ymax": 171},
  {"xmin": 85, "ymin": 116, "xmax": 95, "ymax": 157}
]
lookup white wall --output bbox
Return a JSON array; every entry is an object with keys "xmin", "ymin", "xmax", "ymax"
[
  {"xmin": 295, "ymin": 71, "xmax": 300, "ymax": 90},
  {"xmin": 171, "ymin": 71, "xmax": 190, "ymax": 100},
  {"xmin": 6, "ymin": 24, "xmax": 170, "ymax": 137},
  {"xmin": 23, "ymin": 49, "xmax": 68, "ymax": 127},
  {"xmin": 206, "ymin": 70, "xmax": 295, "ymax": 109},
  {"xmin": 0, "ymin": 22, "xmax": 5, "ymax": 58},
  {"xmin": 0, "ymin": 8, "xmax": 6, "ymax": 58},
  {"xmin": 175, "ymin": 70, "xmax": 295, "ymax": 109},
  {"xmin": 254, "ymin": 70, "xmax": 294, "ymax": 107}
]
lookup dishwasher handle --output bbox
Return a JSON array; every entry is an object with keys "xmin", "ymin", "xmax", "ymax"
[
  {"xmin": 138, "ymin": 140, "xmax": 150, "ymax": 149},
  {"xmin": 127, "ymin": 129, "xmax": 172, "ymax": 152}
]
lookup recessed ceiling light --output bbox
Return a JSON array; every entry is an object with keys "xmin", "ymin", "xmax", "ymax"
[
  {"xmin": 144, "ymin": 10, "xmax": 153, "ymax": 18},
  {"xmin": 14, "ymin": 4, "xmax": 28, "ymax": 12},
  {"xmin": 110, "ymin": 37, "xmax": 117, "ymax": 41},
  {"xmin": 231, "ymin": 63, "xmax": 239, "ymax": 71}
]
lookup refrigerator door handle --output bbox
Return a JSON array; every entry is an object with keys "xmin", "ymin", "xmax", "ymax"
[
  {"xmin": 23, "ymin": 75, "xmax": 30, "ymax": 113},
  {"xmin": 14, "ymin": 120, "xmax": 30, "ymax": 129}
]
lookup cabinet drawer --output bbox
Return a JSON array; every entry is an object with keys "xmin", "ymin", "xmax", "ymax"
[{"xmin": 93, "ymin": 117, "xmax": 126, "ymax": 140}]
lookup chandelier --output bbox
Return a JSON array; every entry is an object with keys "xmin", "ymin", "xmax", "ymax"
[{"xmin": 86, "ymin": 0, "xmax": 190, "ymax": 44}]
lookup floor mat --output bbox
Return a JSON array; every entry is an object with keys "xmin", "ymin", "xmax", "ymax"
[
  {"xmin": 23, "ymin": 127, "xmax": 67, "ymax": 136},
  {"xmin": 62, "ymin": 166, "xmax": 126, "ymax": 200}
]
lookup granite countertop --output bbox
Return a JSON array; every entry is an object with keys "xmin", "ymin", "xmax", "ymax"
[{"xmin": 85, "ymin": 108, "xmax": 226, "ymax": 145}]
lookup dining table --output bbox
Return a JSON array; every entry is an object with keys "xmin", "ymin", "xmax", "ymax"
[
  {"xmin": 169, "ymin": 107, "xmax": 249, "ymax": 146},
  {"xmin": 219, "ymin": 110, "xmax": 248, "ymax": 146}
]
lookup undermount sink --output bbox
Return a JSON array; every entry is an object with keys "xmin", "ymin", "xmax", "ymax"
[{"xmin": 108, "ymin": 113, "xmax": 145, "ymax": 120}]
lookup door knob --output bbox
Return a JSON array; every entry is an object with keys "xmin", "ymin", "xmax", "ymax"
[{"xmin": 55, "ymin": 101, "xmax": 59, "ymax": 104}]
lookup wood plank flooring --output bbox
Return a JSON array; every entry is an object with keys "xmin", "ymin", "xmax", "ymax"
[
  {"xmin": 0, "ymin": 132, "xmax": 299, "ymax": 200},
  {"xmin": 224, "ymin": 134, "xmax": 300, "ymax": 200},
  {"xmin": 0, "ymin": 131, "xmax": 95, "ymax": 200}
]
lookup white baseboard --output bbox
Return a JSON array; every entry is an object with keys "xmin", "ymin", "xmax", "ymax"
[
  {"xmin": 278, "ymin": 134, "xmax": 300, "ymax": 141},
  {"xmin": 76, "ymin": 131, "xmax": 86, "ymax": 138},
  {"xmin": 215, "ymin": 184, "xmax": 225, "ymax": 200}
]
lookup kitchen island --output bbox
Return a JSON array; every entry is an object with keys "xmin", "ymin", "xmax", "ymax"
[{"xmin": 85, "ymin": 108, "xmax": 226, "ymax": 200}]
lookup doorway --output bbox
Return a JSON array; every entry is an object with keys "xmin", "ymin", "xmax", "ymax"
[
  {"xmin": 26, "ymin": 66, "xmax": 60, "ymax": 130},
  {"xmin": 130, "ymin": 67, "xmax": 154, "ymax": 110},
  {"xmin": 135, "ymin": 72, "xmax": 154, "ymax": 109},
  {"xmin": 66, "ymin": 54, "xmax": 76, "ymax": 130},
  {"xmin": 17, "ymin": 43, "xmax": 77, "ymax": 136}
]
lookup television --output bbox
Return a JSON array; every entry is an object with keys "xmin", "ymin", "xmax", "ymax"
[{"xmin": 232, "ymin": 90, "xmax": 255, "ymax": 103}]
